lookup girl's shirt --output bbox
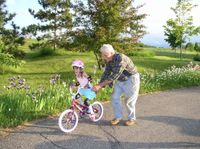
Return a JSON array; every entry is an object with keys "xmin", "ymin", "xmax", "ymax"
[
  {"xmin": 76, "ymin": 75, "xmax": 92, "ymax": 89},
  {"xmin": 77, "ymin": 76, "xmax": 89, "ymax": 88},
  {"xmin": 76, "ymin": 76, "xmax": 95, "ymax": 100}
]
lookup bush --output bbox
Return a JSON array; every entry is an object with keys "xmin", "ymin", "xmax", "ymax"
[
  {"xmin": 127, "ymin": 50, "xmax": 155, "ymax": 57},
  {"xmin": 12, "ymin": 49, "xmax": 26, "ymax": 58},
  {"xmin": 185, "ymin": 42, "xmax": 194, "ymax": 51},
  {"xmin": 112, "ymin": 43, "xmax": 144, "ymax": 53},
  {"xmin": 193, "ymin": 54, "xmax": 200, "ymax": 61},
  {"xmin": 39, "ymin": 47, "xmax": 55, "ymax": 56},
  {"xmin": 0, "ymin": 53, "xmax": 23, "ymax": 68}
]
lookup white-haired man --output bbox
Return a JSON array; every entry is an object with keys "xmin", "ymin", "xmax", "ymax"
[{"xmin": 93, "ymin": 44, "xmax": 140, "ymax": 126}]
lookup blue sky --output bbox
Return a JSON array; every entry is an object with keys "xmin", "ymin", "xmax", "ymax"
[{"xmin": 5, "ymin": 0, "xmax": 200, "ymax": 47}]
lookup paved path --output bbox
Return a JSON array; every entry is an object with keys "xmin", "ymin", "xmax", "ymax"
[{"xmin": 0, "ymin": 87, "xmax": 200, "ymax": 149}]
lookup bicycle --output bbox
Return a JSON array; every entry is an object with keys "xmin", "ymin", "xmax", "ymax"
[{"xmin": 58, "ymin": 86, "xmax": 103, "ymax": 133}]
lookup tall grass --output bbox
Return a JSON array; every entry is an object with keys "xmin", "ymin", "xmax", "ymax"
[
  {"xmin": 0, "ymin": 75, "xmax": 71, "ymax": 127},
  {"xmin": 140, "ymin": 62, "xmax": 200, "ymax": 93}
]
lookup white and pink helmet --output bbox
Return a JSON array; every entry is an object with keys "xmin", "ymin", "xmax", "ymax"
[{"xmin": 72, "ymin": 60, "xmax": 84, "ymax": 68}]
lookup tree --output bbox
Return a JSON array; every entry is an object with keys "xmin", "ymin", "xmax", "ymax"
[
  {"xmin": 73, "ymin": 0, "xmax": 146, "ymax": 69},
  {"xmin": 185, "ymin": 42, "xmax": 194, "ymax": 51},
  {"xmin": 164, "ymin": 19, "xmax": 182, "ymax": 53},
  {"xmin": 124, "ymin": 3, "xmax": 147, "ymax": 44},
  {"xmin": 0, "ymin": 0, "xmax": 24, "ymax": 73},
  {"xmin": 0, "ymin": 0, "xmax": 25, "ymax": 57},
  {"xmin": 24, "ymin": 0, "xmax": 73, "ymax": 51},
  {"xmin": 163, "ymin": 0, "xmax": 200, "ymax": 59},
  {"xmin": 194, "ymin": 42, "xmax": 200, "ymax": 54}
]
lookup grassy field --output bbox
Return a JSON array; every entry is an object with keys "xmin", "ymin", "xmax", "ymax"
[
  {"xmin": 1, "ymin": 43, "xmax": 200, "ymax": 128},
  {"xmin": 1, "ymin": 46, "xmax": 198, "ymax": 86}
]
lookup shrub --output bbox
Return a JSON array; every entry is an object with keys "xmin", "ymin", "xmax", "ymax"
[
  {"xmin": 185, "ymin": 42, "xmax": 194, "ymax": 51},
  {"xmin": 127, "ymin": 50, "xmax": 155, "ymax": 57},
  {"xmin": 193, "ymin": 54, "xmax": 200, "ymax": 61},
  {"xmin": 112, "ymin": 43, "xmax": 144, "ymax": 53},
  {"xmin": 12, "ymin": 49, "xmax": 26, "ymax": 58},
  {"xmin": 38, "ymin": 47, "xmax": 55, "ymax": 57}
]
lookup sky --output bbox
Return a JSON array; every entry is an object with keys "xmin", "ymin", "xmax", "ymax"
[{"xmin": 5, "ymin": 0, "xmax": 200, "ymax": 47}]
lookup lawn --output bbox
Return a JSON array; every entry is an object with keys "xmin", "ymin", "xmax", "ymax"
[
  {"xmin": 1, "ymin": 47, "xmax": 198, "ymax": 84},
  {"xmin": 1, "ymin": 44, "xmax": 200, "ymax": 128}
]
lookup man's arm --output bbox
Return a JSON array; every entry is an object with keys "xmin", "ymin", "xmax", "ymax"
[
  {"xmin": 92, "ymin": 80, "xmax": 112, "ymax": 92},
  {"xmin": 93, "ymin": 54, "xmax": 125, "ymax": 92}
]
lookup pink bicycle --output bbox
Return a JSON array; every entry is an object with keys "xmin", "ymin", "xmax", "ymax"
[{"xmin": 58, "ymin": 87, "xmax": 103, "ymax": 133}]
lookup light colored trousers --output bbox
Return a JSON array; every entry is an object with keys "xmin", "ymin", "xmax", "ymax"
[{"xmin": 111, "ymin": 73, "xmax": 140, "ymax": 120}]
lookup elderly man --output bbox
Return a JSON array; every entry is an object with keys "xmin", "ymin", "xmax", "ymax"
[{"xmin": 93, "ymin": 44, "xmax": 140, "ymax": 126}]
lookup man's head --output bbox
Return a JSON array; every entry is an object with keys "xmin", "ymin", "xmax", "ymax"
[{"xmin": 100, "ymin": 44, "xmax": 115, "ymax": 62}]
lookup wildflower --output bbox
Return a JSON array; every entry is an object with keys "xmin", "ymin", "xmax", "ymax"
[
  {"xmin": 49, "ymin": 74, "xmax": 61, "ymax": 85},
  {"xmin": 32, "ymin": 95, "xmax": 36, "ymax": 101},
  {"xmin": 62, "ymin": 82, "xmax": 66, "ymax": 87},
  {"xmin": 7, "ymin": 85, "xmax": 12, "ymax": 89},
  {"xmin": 17, "ymin": 75, "xmax": 21, "ymax": 79},
  {"xmin": 10, "ymin": 82, "xmax": 16, "ymax": 87}
]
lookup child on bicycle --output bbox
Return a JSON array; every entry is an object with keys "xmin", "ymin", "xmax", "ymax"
[{"xmin": 71, "ymin": 60, "xmax": 96, "ymax": 115}]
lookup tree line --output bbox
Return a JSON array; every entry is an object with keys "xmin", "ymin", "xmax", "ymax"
[{"xmin": 1, "ymin": 0, "xmax": 147, "ymax": 69}]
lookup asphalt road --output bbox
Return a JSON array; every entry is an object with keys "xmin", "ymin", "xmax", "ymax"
[{"xmin": 0, "ymin": 87, "xmax": 200, "ymax": 149}]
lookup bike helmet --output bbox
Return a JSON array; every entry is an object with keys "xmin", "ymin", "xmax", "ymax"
[{"xmin": 72, "ymin": 60, "xmax": 84, "ymax": 68}]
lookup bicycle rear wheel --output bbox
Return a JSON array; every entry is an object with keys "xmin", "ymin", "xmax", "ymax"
[
  {"xmin": 91, "ymin": 101, "xmax": 103, "ymax": 122},
  {"xmin": 58, "ymin": 109, "xmax": 78, "ymax": 133}
]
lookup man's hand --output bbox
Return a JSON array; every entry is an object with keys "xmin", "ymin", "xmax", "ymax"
[
  {"xmin": 93, "ymin": 80, "xmax": 113, "ymax": 92},
  {"xmin": 92, "ymin": 85, "xmax": 102, "ymax": 92}
]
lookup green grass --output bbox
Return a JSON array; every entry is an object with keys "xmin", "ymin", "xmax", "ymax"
[
  {"xmin": 1, "ymin": 47, "xmax": 199, "ymax": 88},
  {"xmin": 1, "ymin": 42, "xmax": 200, "ymax": 128},
  {"xmin": 1, "ymin": 45, "xmax": 199, "ymax": 88},
  {"xmin": 18, "ymin": 38, "xmax": 38, "ymax": 52}
]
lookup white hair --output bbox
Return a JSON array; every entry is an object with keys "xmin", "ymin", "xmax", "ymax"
[{"xmin": 100, "ymin": 44, "xmax": 115, "ymax": 55}]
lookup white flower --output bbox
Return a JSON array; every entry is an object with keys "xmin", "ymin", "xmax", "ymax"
[{"xmin": 62, "ymin": 82, "xmax": 66, "ymax": 87}]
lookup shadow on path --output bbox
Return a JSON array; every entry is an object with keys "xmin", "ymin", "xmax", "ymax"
[
  {"xmin": 35, "ymin": 134, "xmax": 200, "ymax": 149},
  {"xmin": 140, "ymin": 116, "xmax": 200, "ymax": 137}
]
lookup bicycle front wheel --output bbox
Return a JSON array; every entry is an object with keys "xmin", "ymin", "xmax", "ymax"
[{"xmin": 58, "ymin": 109, "xmax": 78, "ymax": 133}]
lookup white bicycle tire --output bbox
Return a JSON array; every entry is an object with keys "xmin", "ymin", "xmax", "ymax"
[{"xmin": 58, "ymin": 109, "xmax": 78, "ymax": 133}]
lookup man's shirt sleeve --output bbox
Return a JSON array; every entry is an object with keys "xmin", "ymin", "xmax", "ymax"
[{"xmin": 100, "ymin": 65, "xmax": 111, "ymax": 83}]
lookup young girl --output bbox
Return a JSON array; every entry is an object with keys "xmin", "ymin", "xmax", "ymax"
[{"xmin": 71, "ymin": 60, "xmax": 96, "ymax": 115}]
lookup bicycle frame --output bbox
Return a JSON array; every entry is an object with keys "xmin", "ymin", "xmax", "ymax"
[
  {"xmin": 58, "ymin": 86, "xmax": 103, "ymax": 132},
  {"xmin": 70, "ymin": 98, "xmax": 88, "ymax": 113},
  {"xmin": 68, "ymin": 86, "xmax": 100, "ymax": 116}
]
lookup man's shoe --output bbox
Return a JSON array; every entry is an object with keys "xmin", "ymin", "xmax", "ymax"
[
  {"xmin": 124, "ymin": 119, "xmax": 136, "ymax": 126},
  {"xmin": 111, "ymin": 118, "xmax": 121, "ymax": 125}
]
